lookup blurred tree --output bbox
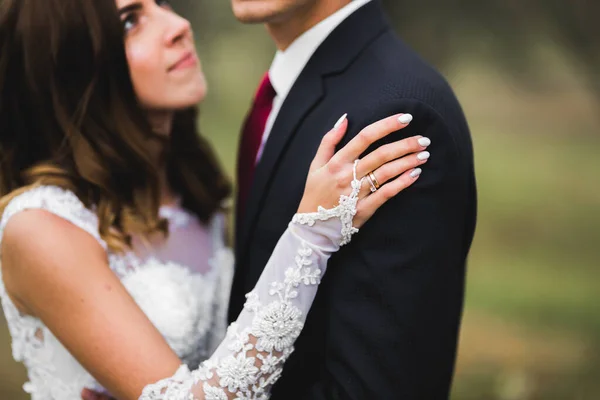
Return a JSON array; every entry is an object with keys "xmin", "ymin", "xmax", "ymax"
[{"xmin": 380, "ymin": 0, "xmax": 600, "ymax": 98}]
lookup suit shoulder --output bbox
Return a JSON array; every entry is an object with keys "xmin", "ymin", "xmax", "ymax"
[{"xmin": 355, "ymin": 31, "xmax": 463, "ymax": 118}]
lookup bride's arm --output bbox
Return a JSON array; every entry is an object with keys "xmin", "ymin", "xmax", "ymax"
[
  {"xmin": 2, "ymin": 114, "xmax": 427, "ymax": 400},
  {"xmin": 1, "ymin": 209, "xmax": 182, "ymax": 400}
]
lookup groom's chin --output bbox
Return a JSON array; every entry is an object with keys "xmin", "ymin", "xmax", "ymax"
[
  {"xmin": 231, "ymin": 0, "xmax": 302, "ymax": 24},
  {"xmin": 231, "ymin": 0, "xmax": 272, "ymax": 23}
]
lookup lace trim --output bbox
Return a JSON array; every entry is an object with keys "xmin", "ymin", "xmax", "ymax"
[
  {"xmin": 159, "ymin": 204, "xmax": 194, "ymax": 230},
  {"xmin": 292, "ymin": 160, "xmax": 363, "ymax": 246},
  {"xmin": 139, "ymin": 365, "xmax": 195, "ymax": 399},
  {"xmin": 0, "ymin": 185, "xmax": 107, "ymax": 250}
]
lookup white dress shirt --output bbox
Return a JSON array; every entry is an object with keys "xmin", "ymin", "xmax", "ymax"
[{"xmin": 255, "ymin": 0, "xmax": 373, "ymax": 162}]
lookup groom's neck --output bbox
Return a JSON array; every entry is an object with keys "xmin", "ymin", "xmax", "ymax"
[{"xmin": 266, "ymin": 0, "xmax": 351, "ymax": 51}]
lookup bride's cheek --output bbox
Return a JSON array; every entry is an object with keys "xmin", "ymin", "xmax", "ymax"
[{"xmin": 126, "ymin": 41, "xmax": 154, "ymax": 81}]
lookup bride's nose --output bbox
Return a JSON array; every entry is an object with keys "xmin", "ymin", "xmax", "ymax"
[{"xmin": 163, "ymin": 12, "xmax": 192, "ymax": 45}]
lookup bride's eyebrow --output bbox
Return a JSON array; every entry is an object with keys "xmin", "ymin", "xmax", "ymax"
[{"xmin": 118, "ymin": 2, "xmax": 143, "ymax": 16}]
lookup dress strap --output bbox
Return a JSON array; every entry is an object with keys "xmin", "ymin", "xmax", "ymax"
[{"xmin": 0, "ymin": 185, "xmax": 107, "ymax": 251}]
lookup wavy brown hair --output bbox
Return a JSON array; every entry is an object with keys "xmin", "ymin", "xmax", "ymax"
[{"xmin": 0, "ymin": 0, "xmax": 231, "ymax": 252}]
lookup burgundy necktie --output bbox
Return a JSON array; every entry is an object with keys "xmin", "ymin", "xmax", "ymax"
[{"xmin": 236, "ymin": 72, "xmax": 276, "ymax": 223}]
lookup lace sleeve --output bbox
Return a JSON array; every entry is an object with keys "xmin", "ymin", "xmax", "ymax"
[{"xmin": 139, "ymin": 166, "xmax": 364, "ymax": 400}]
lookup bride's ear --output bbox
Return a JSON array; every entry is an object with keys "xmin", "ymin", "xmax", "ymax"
[{"xmin": 310, "ymin": 113, "xmax": 348, "ymax": 171}]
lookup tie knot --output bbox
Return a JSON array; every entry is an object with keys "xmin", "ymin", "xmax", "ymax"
[{"xmin": 255, "ymin": 72, "xmax": 276, "ymax": 104}]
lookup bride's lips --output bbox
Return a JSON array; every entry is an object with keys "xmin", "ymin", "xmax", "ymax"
[{"xmin": 169, "ymin": 51, "xmax": 198, "ymax": 72}]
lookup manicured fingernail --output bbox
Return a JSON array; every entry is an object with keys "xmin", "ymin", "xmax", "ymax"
[
  {"xmin": 334, "ymin": 113, "xmax": 348, "ymax": 128},
  {"xmin": 417, "ymin": 151, "xmax": 430, "ymax": 161},
  {"xmin": 410, "ymin": 168, "xmax": 422, "ymax": 178},
  {"xmin": 418, "ymin": 137, "xmax": 431, "ymax": 147},
  {"xmin": 398, "ymin": 114, "xmax": 413, "ymax": 124}
]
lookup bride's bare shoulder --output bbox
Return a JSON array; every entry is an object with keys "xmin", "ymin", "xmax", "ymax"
[
  {"xmin": 2, "ymin": 206, "xmax": 105, "ymax": 260},
  {"xmin": 1, "ymin": 207, "xmax": 107, "ymax": 316}
]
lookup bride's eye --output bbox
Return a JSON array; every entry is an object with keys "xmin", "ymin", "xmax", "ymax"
[
  {"xmin": 122, "ymin": 13, "xmax": 139, "ymax": 33},
  {"xmin": 156, "ymin": 0, "xmax": 172, "ymax": 9}
]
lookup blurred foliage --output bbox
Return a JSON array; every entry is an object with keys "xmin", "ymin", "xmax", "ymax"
[
  {"xmin": 380, "ymin": 0, "xmax": 600, "ymax": 81},
  {"xmin": 1, "ymin": 1, "xmax": 599, "ymax": 399}
]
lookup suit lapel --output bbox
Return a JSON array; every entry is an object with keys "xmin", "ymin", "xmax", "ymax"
[{"xmin": 237, "ymin": 0, "xmax": 391, "ymax": 257}]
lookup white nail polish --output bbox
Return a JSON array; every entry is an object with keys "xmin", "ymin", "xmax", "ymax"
[
  {"xmin": 417, "ymin": 151, "xmax": 430, "ymax": 161},
  {"xmin": 418, "ymin": 137, "xmax": 431, "ymax": 147},
  {"xmin": 334, "ymin": 113, "xmax": 348, "ymax": 129},
  {"xmin": 410, "ymin": 168, "xmax": 422, "ymax": 178},
  {"xmin": 398, "ymin": 114, "xmax": 413, "ymax": 124}
]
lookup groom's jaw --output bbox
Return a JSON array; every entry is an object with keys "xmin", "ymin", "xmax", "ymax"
[
  {"xmin": 269, "ymin": 0, "xmax": 352, "ymax": 51},
  {"xmin": 231, "ymin": 0, "xmax": 351, "ymax": 50},
  {"xmin": 230, "ymin": 0, "xmax": 309, "ymax": 24}
]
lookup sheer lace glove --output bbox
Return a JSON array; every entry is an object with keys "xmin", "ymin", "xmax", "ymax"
[{"xmin": 140, "ymin": 164, "xmax": 363, "ymax": 400}]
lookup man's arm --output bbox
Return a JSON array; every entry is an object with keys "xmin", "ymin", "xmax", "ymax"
[{"xmin": 296, "ymin": 99, "xmax": 472, "ymax": 399}]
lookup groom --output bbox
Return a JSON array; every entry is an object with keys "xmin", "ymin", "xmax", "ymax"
[{"xmin": 230, "ymin": 0, "xmax": 477, "ymax": 399}]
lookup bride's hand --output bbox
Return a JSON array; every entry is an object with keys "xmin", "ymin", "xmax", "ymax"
[
  {"xmin": 297, "ymin": 113, "xmax": 430, "ymax": 228},
  {"xmin": 81, "ymin": 388, "xmax": 115, "ymax": 400}
]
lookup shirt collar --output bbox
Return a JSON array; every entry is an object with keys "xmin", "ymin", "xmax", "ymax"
[{"xmin": 269, "ymin": 0, "xmax": 373, "ymax": 100}]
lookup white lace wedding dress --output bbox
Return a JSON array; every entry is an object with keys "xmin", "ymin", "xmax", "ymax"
[{"xmin": 0, "ymin": 172, "xmax": 362, "ymax": 399}]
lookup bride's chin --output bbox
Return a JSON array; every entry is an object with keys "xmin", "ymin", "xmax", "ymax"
[
  {"xmin": 170, "ymin": 85, "xmax": 207, "ymax": 110},
  {"xmin": 185, "ymin": 79, "xmax": 207, "ymax": 105}
]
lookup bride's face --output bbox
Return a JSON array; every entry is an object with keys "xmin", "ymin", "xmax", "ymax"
[{"xmin": 116, "ymin": 0, "xmax": 207, "ymax": 110}]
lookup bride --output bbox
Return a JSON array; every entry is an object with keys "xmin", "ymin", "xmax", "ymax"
[{"xmin": 0, "ymin": 0, "xmax": 430, "ymax": 399}]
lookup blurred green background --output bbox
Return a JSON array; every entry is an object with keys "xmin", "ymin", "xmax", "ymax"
[{"xmin": 1, "ymin": 1, "xmax": 599, "ymax": 399}]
